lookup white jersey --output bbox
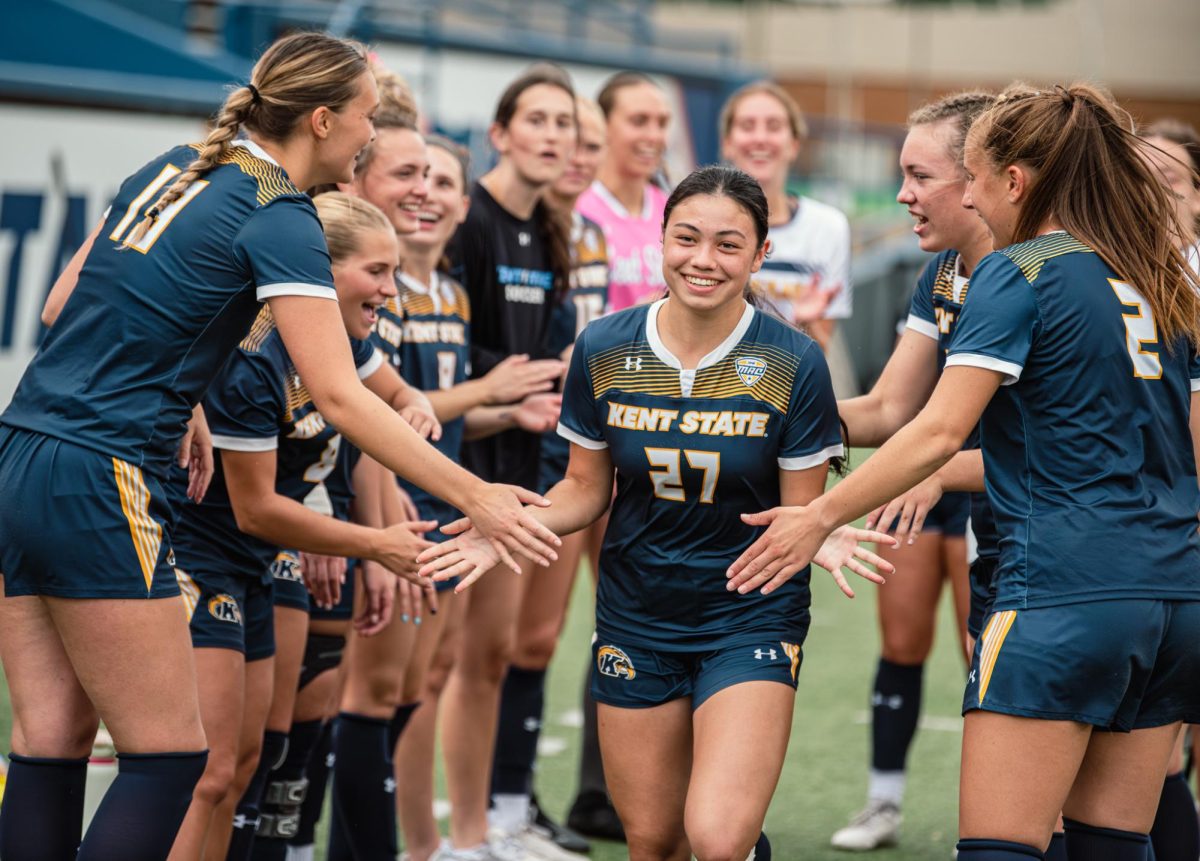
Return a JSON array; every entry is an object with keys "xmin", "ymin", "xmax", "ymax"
[{"xmin": 752, "ymin": 196, "xmax": 852, "ymax": 323}]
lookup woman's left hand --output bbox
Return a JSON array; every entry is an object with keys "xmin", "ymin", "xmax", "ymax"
[
  {"xmin": 399, "ymin": 402, "xmax": 442, "ymax": 442},
  {"xmin": 179, "ymin": 405, "xmax": 215, "ymax": 503},
  {"xmin": 354, "ymin": 560, "xmax": 395, "ymax": 636},
  {"xmin": 417, "ymin": 526, "xmax": 506, "ymax": 592},
  {"xmin": 812, "ymin": 525, "xmax": 898, "ymax": 598}
]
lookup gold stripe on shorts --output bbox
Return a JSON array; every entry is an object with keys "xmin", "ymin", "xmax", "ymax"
[
  {"xmin": 175, "ymin": 567, "xmax": 200, "ymax": 622},
  {"xmin": 978, "ymin": 609, "xmax": 1017, "ymax": 705},
  {"xmin": 112, "ymin": 458, "xmax": 163, "ymax": 593}
]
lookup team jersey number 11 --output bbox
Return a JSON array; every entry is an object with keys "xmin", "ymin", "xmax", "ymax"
[{"xmin": 108, "ymin": 164, "xmax": 209, "ymax": 254}]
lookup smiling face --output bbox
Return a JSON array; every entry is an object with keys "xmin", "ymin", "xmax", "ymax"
[
  {"xmin": 553, "ymin": 103, "xmax": 606, "ymax": 200},
  {"xmin": 333, "ymin": 227, "xmax": 400, "ymax": 339},
  {"xmin": 315, "ymin": 71, "xmax": 380, "ymax": 185},
  {"xmin": 895, "ymin": 120, "xmax": 986, "ymax": 254},
  {"xmin": 662, "ymin": 193, "xmax": 766, "ymax": 315},
  {"xmin": 1143, "ymin": 135, "xmax": 1200, "ymax": 246},
  {"xmin": 354, "ymin": 127, "xmax": 429, "ymax": 235},
  {"xmin": 605, "ymin": 82, "xmax": 671, "ymax": 183},
  {"xmin": 493, "ymin": 82, "xmax": 576, "ymax": 188},
  {"xmin": 404, "ymin": 145, "xmax": 470, "ymax": 255},
  {"xmin": 722, "ymin": 91, "xmax": 800, "ymax": 190}
]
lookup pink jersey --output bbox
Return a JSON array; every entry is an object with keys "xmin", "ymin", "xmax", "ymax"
[{"xmin": 576, "ymin": 180, "xmax": 668, "ymax": 312}]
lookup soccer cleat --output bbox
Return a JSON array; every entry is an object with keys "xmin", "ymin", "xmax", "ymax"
[
  {"xmin": 435, "ymin": 838, "xmax": 523, "ymax": 861},
  {"xmin": 565, "ymin": 789, "xmax": 625, "ymax": 842},
  {"xmin": 530, "ymin": 794, "xmax": 590, "ymax": 853},
  {"xmin": 830, "ymin": 800, "xmax": 902, "ymax": 851}
]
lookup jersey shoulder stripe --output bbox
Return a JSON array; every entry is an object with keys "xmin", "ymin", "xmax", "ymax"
[
  {"xmin": 187, "ymin": 142, "xmax": 301, "ymax": 205},
  {"xmin": 931, "ymin": 251, "xmax": 961, "ymax": 302},
  {"xmin": 690, "ymin": 340, "xmax": 801, "ymax": 415},
  {"xmin": 239, "ymin": 305, "xmax": 276, "ymax": 353},
  {"xmin": 1000, "ymin": 233, "xmax": 1093, "ymax": 284}
]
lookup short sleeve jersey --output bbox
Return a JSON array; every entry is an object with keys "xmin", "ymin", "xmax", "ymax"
[
  {"xmin": 370, "ymin": 271, "xmax": 471, "ymax": 524},
  {"xmin": 541, "ymin": 213, "xmax": 611, "ymax": 475},
  {"xmin": 447, "ymin": 182, "xmax": 558, "ymax": 487},
  {"xmin": 946, "ymin": 233, "xmax": 1200, "ymax": 609},
  {"xmin": 171, "ymin": 310, "xmax": 379, "ymax": 577},
  {"xmin": 752, "ymin": 196, "xmax": 853, "ymax": 322},
  {"xmin": 558, "ymin": 300, "xmax": 844, "ymax": 650},
  {"xmin": 906, "ymin": 250, "xmax": 1000, "ymax": 558},
  {"xmin": 576, "ymin": 181, "xmax": 667, "ymax": 312},
  {"xmin": 324, "ymin": 439, "xmax": 363, "ymax": 523},
  {"xmin": 2, "ymin": 140, "xmax": 336, "ymax": 477}
]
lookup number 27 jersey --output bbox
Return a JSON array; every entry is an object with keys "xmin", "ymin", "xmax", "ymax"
[{"xmin": 558, "ymin": 300, "xmax": 843, "ymax": 650}]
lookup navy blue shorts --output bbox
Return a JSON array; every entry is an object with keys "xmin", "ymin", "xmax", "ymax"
[
  {"xmin": 964, "ymin": 599, "xmax": 1200, "ymax": 730},
  {"xmin": 881, "ymin": 490, "xmax": 969, "ymax": 537},
  {"xmin": 967, "ymin": 556, "xmax": 998, "ymax": 639},
  {"xmin": 591, "ymin": 631, "xmax": 805, "ymax": 710},
  {"xmin": 176, "ymin": 566, "xmax": 275, "ymax": 661},
  {"xmin": 0, "ymin": 426, "xmax": 180, "ymax": 599},
  {"xmin": 271, "ymin": 550, "xmax": 308, "ymax": 612},
  {"xmin": 309, "ymin": 558, "xmax": 356, "ymax": 622}
]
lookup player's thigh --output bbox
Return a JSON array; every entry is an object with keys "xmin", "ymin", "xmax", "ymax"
[
  {"xmin": 47, "ymin": 594, "xmax": 205, "ymax": 752},
  {"xmin": 876, "ymin": 534, "xmax": 945, "ymax": 664},
  {"xmin": 686, "ymin": 681, "xmax": 794, "ymax": 861},
  {"xmin": 599, "ymin": 699, "xmax": 692, "ymax": 860},
  {"xmin": 192, "ymin": 647, "xmax": 248, "ymax": 796},
  {"xmin": 0, "ymin": 589, "xmax": 97, "ymax": 757},
  {"xmin": 341, "ymin": 592, "xmax": 416, "ymax": 716},
  {"xmin": 1064, "ymin": 721, "xmax": 1181, "ymax": 832},
  {"xmin": 236, "ymin": 656, "xmax": 275, "ymax": 774},
  {"xmin": 514, "ymin": 528, "xmax": 586, "ymax": 667},
  {"xmin": 266, "ymin": 605, "xmax": 308, "ymax": 731},
  {"xmin": 399, "ymin": 593, "xmax": 452, "ymax": 702},
  {"xmin": 941, "ymin": 535, "xmax": 971, "ymax": 662},
  {"xmin": 959, "ymin": 710, "xmax": 1090, "ymax": 845}
]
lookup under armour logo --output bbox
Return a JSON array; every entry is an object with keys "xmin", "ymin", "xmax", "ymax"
[
  {"xmin": 523, "ymin": 717, "xmax": 542, "ymax": 732},
  {"xmin": 625, "ymin": 356, "xmax": 642, "ymax": 371},
  {"xmin": 518, "ymin": 231, "xmax": 531, "ymax": 247},
  {"xmin": 754, "ymin": 648, "xmax": 777, "ymax": 661},
  {"xmin": 384, "ymin": 777, "xmax": 396, "ymax": 794},
  {"xmin": 233, "ymin": 814, "xmax": 261, "ymax": 830},
  {"xmin": 872, "ymin": 692, "xmax": 903, "ymax": 710}
]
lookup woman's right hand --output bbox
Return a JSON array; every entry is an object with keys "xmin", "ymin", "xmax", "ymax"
[
  {"xmin": 370, "ymin": 520, "xmax": 438, "ymax": 582},
  {"xmin": 864, "ymin": 473, "xmax": 946, "ymax": 547},
  {"xmin": 483, "ymin": 354, "xmax": 565, "ymax": 404},
  {"xmin": 302, "ymin": 552, "xmax": 347, "ymax": 610},
  {"xmin": 416, "ymin": 525, "xmax": 504, "ymax": 591},
  {"xmin": 457, "ymin": 484, "xmax": 560, "ymax": 574}
]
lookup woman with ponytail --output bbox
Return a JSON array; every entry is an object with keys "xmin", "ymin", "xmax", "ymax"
[
  {"xmin": 729, "ymin": 83, "xmax": 1200, "ymax": 861},
  {"xmin": 0, "ymin": 33, "xmax": 559, "ymax": 861}
]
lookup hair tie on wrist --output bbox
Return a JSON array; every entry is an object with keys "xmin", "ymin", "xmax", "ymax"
[{"xmin": 247, "ymin": 83, "xmax": 262, "ymax": 105}]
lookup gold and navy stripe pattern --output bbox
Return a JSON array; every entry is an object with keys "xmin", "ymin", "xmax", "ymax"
[
  {"xmin": 781, "ymin": 641, "xmax": 802, "ymax": 683},
  {"xmin": 112, "ymin": 458, "xmax": 163, "ymax": 592},
  {"xmin": 175, "ymin": 567, "xmax": 201, "ymax": 622},
  {"xmin": 977, "ymin": 609, "xmax": 1017, "ymax": 705},
  {"xmin": 240, "ymin": 305, "xmax": 276, "ymax": 352},
  {"xmin": 1002, "ymin": 233, "xmax": 1093, "ymax": 284},
  {"xmin": 401, "ymin": 283, "xmax": 472, "ymax": 322},
  {"xmin": 931, "ymin": 252, "xmax": 963, "ymax": 303},
  {"xmin": 589, "ymin": 343, "xmax": 682, "ymax": 399},
  {"xmin": 189, "ymin": 142, "xmax": 301, "ymax": 205}
]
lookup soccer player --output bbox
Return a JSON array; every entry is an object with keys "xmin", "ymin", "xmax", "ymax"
[
  {"xmin": 821, "ymin": 92, "xmax": 998, "ymax": 852},
  {"xmin": 439, "ymin": 63, "xmax": 578, "ymax": 861},
  {"xmin": 729, "ymin": 83, "xmax": 1200, "ymax": 861},
  {"xmin": 0, "ymin": 33, "xmax": 557, "ymax": 860},
  {"xmin": 577, "ymin": 72, "xmax": 672, "ymax": 311},
  {"xmin": 421, "ymin": 165, "xmax": 895, "ymax": 861}
]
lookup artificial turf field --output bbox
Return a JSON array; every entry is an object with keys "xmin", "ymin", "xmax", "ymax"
[{"xmin": 0, "ymin": 459, "xmax": 968, "ymax": 860}]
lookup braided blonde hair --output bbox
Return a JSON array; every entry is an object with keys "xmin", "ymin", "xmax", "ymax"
[
  {"xmin": 125, "ymin": 32, "xmax": 368, "ymax": 245},
  {"xmin": 907, "ymin": 91, "xmax": 998, "ymax": 170}
]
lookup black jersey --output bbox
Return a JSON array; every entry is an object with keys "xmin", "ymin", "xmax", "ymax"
[{"xmin": 448, "ymin": 181, "xmax": 560, "ymax": 487}]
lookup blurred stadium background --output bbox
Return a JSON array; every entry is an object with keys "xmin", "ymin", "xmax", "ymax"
[{"xmin": 0, "ymin": 2, "xmax": 1197, "ymax": 857}]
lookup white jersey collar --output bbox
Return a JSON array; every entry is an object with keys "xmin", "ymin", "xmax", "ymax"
[{"xmin": 646, "ymin": 298, "xmax": 755, "ymax": 397}]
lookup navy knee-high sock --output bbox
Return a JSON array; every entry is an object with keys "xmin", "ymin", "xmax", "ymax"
[
  {"xmin": 956, "ymin": 839, "xmax": 1045, "ymax": 860},
  {"xmin": 388, "ymin": 701, "xmax": 420, "ymax": 751},
  {"xmin": 251, "ymin": 720, "xmax": 324, "ymax": 861},
  {"xmin": 1150, "ymin": 771, "xmax": 1199, "ymax": 861},
  {"xmin": 491, "ymin": 666, "xmax": 547, "ymax": 797},
  {"xmin": 1044, "ymin": 832, "xmax": 1067, "ymax": 861},
  {"xmin": 870, "ymin": 659, "xmax": 924, "ymax": 799},
  {"xmin": 0, "ymin": 754, "xmax": 88, "ymax": 861},
  {"xmin": 289, "ymin": 721, "xmax": 333, "ymax": 851},
  {"xmin": 329, "ymin": 712, "xmax": 396, "ymax": 861},
  {"xmin": 1064, "ymin": 818, "xmax": 1153, "ymax": 861},
  {"xmin": 753, "ymin": 831, "xmax": 771, "ymax": 861},
  {"xmin": 76, "ymin": 750, "xmax": 208, "ymax": 861},
  {"xmin": 227, "ymin": 730, "xmax": 288, "ymax": 861}
]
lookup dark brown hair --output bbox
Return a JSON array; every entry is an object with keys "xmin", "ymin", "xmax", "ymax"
[{"xmin": 597, "ymin": 71, "xmax": 658, "ymax": 120}]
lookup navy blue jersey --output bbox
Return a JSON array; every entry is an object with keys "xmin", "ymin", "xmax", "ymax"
[
  {"xmin": 173, "ymin": 309, "xmax": 380, "ymax": 577},
  {"xmin": 541, "ymin": 214, "xmax": 611, "ymax": 479},
  {"xmin": 558, "ymin": 300, "xmax": 844, "ymax": 650},
  {"xmin": 370, "ymin": 271, "xmax": 471, "ymax": 525},
  {"xmin": 946, "ymin": 233, "xmax": 1200, "ymax": 609},
  {"xmin": 325, "ymin": 438, "xmax": 363, "ymax": 522},
  {"xmin": 3, "ymin": 140, "xmax": 336, "ymax": 478},
  {"xmin": 907, "ymin": 250, "xmax": 1000, "ymax": 559}
]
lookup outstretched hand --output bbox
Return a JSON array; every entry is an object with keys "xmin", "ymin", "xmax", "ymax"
[
  {"xmin": 416, "ymin": 526, "xmax": 508, "ymax": 592},
  {"xmin": 864, "ymin": 474, "xmax": 946, "ymax": 547}
]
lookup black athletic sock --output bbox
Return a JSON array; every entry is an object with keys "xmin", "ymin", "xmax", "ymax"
[
  {"xmin": 1045, "ymin": 832, "xmax": 1067, "ymax": 861},
  {"xmin": 329, "ymin": 712, "xmax": 396, "ymax": 861},
  {"xmin": 289, "ymin": 721, "xmax": 333, "ymax": 850},
  {"xmin": 956, "ymin": 838, "xmax": 1045, "ymax": 860},
  {"xmin": 251, "ymin": 720, "xmax": 323, "ymax": 861},
  {"xmin": 1064, "ymin": 817, "xmax": 1152, "ymax": 861},
  {"xmin": 753, "ymin": 831, "xmax": 772, "ymax": 861},
  {"xmin": 388, "ymin": 701, "xmax": 420, "ymax": 751},
  {"xmin": 0, "ymin": 753, "xmax": 88, "ymax": 861},
  {"xmin": 576, "ymin": 661, "xmax": 606, "ymax": 796},
  {"xmin": 491, "ymin": 665, "xmax": 547, "ymax": 796},
  {"xmin": 871, "ymin": 658, "xmax": 924, "ymax": 773},
  {"xmin": 227, "ymin": 730, "xmax": 288, "ymax": 861},
  {"xmin": 1150, "ymin": 771, "xmax": 1199, "ymax": 861},
  {"xmin": 76, "ymin": 750, "xmax": 208, "ymax": 861}
]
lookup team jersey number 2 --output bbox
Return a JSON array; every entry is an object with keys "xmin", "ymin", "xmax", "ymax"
[
  {"xmin": 645, "ymin": 448, "xmax": 720, "ymax": 504},
  {"xmin": 1110, "ymin": 280, "xmax": 1162, "ymax": 379},
  {"xmin": 109, "ymin": 164, "xmax": 209, "ymax": 254}
]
